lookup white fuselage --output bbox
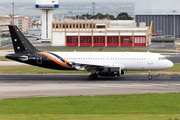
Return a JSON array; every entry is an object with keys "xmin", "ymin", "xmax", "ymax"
[{"xmin": 52, "ymin": 52, "xmax": 173, "ymax": 71}]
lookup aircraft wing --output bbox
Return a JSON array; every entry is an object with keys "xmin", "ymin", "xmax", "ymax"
[{"xmin": 69, "ymin": 61, "xmax": 125, "ymax": 71}]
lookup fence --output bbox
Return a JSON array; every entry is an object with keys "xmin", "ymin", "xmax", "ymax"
[{"xmin": 0, "ymin": 38, "xmax": 12, "ymax": 46}]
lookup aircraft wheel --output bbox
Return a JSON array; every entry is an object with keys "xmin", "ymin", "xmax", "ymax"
[
  {"xmin": 93, "ymin": 74, "xmax": 97, "ymax": 78},
  {"xmin": 89, "ymin": 75, "xmax": 94, "ymax": 80},
  {"xmin": 148, "ymin": 75, "xmax": 152, "ymax": 80},
  {"xmin": 89, "ymin": 74, "xmax": 97, "ymax": 80}
]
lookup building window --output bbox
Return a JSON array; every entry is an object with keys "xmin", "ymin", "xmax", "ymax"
[
  {"xmin": 90, "ymin": 24, "xmax": 92, "ymax": 28},
  {"xmin": 93, "ymin": 24, "xmax": 95, "ymax": 28}
]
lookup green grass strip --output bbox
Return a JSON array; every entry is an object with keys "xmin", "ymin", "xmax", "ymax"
[
  {"xmin": 0, "ymin": 48, "xmax": 13, "ymax": 50},
  {"xmin": 0, "ymin": 66, "xmax": 90, "ymax": 74},
  {"xmin": 1, "ymin": 93, "xmax": 180, "ymax": 114},
  {"xmin": 0, "ymin": 56, "xmax": 11, "ymax": 61},
  {"xmin": 0, "ymin": 114, "xmax": 180, "ymax": 120}
]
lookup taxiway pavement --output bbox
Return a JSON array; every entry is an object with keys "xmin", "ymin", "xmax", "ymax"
[{"xmin": 0, "ymin": 74, "xmax": 180, "ymax": 99}]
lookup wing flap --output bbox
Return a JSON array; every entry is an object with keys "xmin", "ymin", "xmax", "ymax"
[{"xmin": 69, "ymin": 61, "xmax": 125, "ymax": 71}]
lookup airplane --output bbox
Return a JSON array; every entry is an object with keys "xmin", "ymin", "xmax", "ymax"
[{"xmin": 5, "ymin": 25, "xmax": 174, "ymax": 80}]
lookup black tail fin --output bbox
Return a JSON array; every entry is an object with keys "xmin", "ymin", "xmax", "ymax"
[{"xmin": 9, "ymin": 25, "xmax": 39, "ymax": 53}]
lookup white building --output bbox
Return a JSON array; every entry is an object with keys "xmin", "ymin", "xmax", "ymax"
[
  {"xmin": 36, "ymin": 0, "xmax": 59, "ymax": 41},
  {"xmin": 0, "ymin": 14, "xmax": 32, "ymax": 33},
  {"xmin": 0, "ymin": 21, "xmax": 10, "ymax": 34}
]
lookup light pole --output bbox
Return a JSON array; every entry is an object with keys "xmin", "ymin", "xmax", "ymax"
[
  {"xmin": 68, "ymin": 11, "xmax": 72, "ymax": 19},
  {"xmin": 92, "ymin": 2, "xmax": 95, "ymax": 16},
  {"xmin": 172, "ymin": 10, "xmax": 177, "ymax": 39},
  {"xmin": 12, "ymin": 2, "xmax": 14, "ymax": 25}
]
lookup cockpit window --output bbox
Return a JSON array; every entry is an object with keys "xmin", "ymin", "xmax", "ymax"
[{"xmin": 159, "ymin": 57, "xmax": 167, "ymax": 60}]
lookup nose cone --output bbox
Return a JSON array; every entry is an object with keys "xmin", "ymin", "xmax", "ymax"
[{"xmin": 167, "ymin": 60, "xmax": 174, "ymax": 69}]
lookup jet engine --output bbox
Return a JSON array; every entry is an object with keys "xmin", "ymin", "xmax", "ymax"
[{"xmin": 98, "ymin": 67, "xmax": 124, "ymax": 77}]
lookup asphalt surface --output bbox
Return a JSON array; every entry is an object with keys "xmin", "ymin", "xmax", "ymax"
[
  {"xmin": 0, "ymin": 42, "xmax": 176, "ymax": 50},
  {"xmin": 0, "ymin": 74, "xmax": 180, "ymax": 99}
]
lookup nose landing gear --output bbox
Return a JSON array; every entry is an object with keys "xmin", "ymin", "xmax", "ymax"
[{"xmin": 148, "ymin": 70, "xmax": 152, "ymax": 80}]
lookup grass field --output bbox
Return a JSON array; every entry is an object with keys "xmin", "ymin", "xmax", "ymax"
[
  {"xmin": 0, "ymin": 48, "xmax": 12, "ymax": 50},
  {"xmin": 0, "ymin": 56, "xmax": 11, "ymax": 61},
  {"xmin": 1, "ymin": 114, "xmax": 180, "ymax": 120},
  {"xmin": 0, "ymin": 93, "xmax": 180, "ymax": 120},
  {"xmin": 0, "ymin": 63, "xmax": 179, "ymax": 74}
]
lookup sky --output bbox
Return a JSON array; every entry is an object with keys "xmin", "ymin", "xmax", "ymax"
[{"xmin": 0, "ymin": 0, "xmax": 134, "ymax": 3}]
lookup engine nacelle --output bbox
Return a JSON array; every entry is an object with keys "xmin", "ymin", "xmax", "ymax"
[{"xmin": 98, "ymin": 67, "xmax": 123, "ymax": 77}]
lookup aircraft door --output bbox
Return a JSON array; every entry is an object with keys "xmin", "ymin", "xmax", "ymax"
[
  {"xmin": 36, "ymin": 53, "xmax": 42, "ymax": 64},
  {"xmin": 147, "ymin": 54, "xmax": 153, "ymax": 64}
]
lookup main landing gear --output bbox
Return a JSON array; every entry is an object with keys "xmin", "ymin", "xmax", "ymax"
[
  {"xmin": 89, "ymin": 73, "xmax": 98, "ymax": 80},
  {"xmin": 148, "ymin": 70, "xmax": 152, "ymax": 80},
  {"xmin": 89, "ymin": 71, "xmax": 98, "ymax": 80}
]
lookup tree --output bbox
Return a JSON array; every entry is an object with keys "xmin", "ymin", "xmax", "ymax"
[
  {"xmin": 104, "ymin": 14, "xmax": 116, "ymax": 20},
  {"xmin": 75, "ymin": 15, "xmax": 80, "ymax": 19},
  {"xmin": 75, "ymin": 13, "xmax": 116, "ymax": 20},
  {"xmin": 81, "ymin": 14, "xmax": 92, "ymax": 19},
  {"xmin": 116, "ymin": 12, "xmax": 133, "ymax": 20}
]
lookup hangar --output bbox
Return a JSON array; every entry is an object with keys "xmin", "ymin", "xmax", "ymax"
[
  {"xmin": 51, "ymin": 20, "xmax": 150, "ymax": 47},
  {"xmin": 135, "ymin": 0, "xmax": 180, "ymax": 38}
]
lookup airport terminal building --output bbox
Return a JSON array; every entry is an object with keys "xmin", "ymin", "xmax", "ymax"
[{"xmin": 51, "ymin": 20, "xmax": 150, "ymax": 47}]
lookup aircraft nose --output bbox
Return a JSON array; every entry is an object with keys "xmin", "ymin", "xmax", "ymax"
[{"xmin": 168, "ymin": 60, "xmax": 174, "ymax": 68}]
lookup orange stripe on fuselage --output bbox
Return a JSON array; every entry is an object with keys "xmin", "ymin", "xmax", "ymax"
[
  {"xmin": 36, "ymin": 52, "xmax": 73, "ymax": 70},
  {"xmin": 63, "ymin": 60, "xmax": 68, "ymax": 64}
]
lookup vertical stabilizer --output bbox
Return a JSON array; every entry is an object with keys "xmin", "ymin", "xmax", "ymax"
[
  {"xmin": 149, "ymin": 21, "xmax": 153, "ymax": 37},
  {"xmin": 9, "ymin": 25, "xmax": 38, "ymax": 53}
]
